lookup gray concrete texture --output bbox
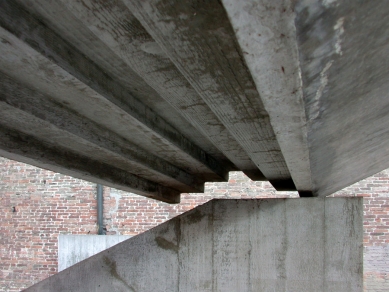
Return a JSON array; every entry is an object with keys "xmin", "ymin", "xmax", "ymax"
[
  {"xmin": 58, "ymin": 235, "xmax": 131, "ymax": 272},
  {"xmin": 0, "ymin": 0, "xmax": 388, "ymax": 200},
  {"xmin": 26, "ymin": 198, "xmax": 363, "ymax": 291}
]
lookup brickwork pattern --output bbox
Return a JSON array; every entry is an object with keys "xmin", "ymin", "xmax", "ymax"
[
  {"xmin": 104, "ymin": 175, "xmax": 298, "ymax": 236},
  {"xmin": 0, "ymin": 156, "xmax": 388, "ymax": 291},
  {"xmin": 330, "ymin": 172, "xmax": 389, "ymax": 291},
  {"xmin": 336, "ymin": 174, "xmax": 389, "ymax": 291},
  {"xmin": 0, "ymin": 158, "xmax": 97, "ymax": 291}
]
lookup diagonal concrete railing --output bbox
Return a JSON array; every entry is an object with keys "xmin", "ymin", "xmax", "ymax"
[{"xmin": 25, "ymin": 198, "xmax": 363, "ymax": 292}]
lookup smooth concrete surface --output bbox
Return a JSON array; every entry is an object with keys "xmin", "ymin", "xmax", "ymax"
[
  {"xmin": 26, "ymin": 198, "xmax": 363, "ymax": 291},
  {"xmin": 58, "ymin": 235, "xmax": 131, "ymax": 272}
]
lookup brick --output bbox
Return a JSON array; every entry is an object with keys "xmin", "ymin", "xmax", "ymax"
[{"xmin": 1, "ymin": 158, "xmax": 389, "ymax": 291}]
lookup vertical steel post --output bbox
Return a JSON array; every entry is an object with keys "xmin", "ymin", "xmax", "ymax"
[{"xmin": 97, "ymin": 184, "xmax": 105, "ymax": 235}]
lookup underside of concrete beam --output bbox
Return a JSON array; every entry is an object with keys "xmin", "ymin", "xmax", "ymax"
[
  {"xmin": 0, "ymin": 0, "xmax": 388, "ymax": 199},
  {"xmin": 25, "ymin": 198, "xmax": 363, "ymax": 292}
]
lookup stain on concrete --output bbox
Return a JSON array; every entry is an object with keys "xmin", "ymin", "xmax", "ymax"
[
  {"xmin": 155, "ymin": 236, "xmax": 178, "ymax": 253},
  {"xmin": 103, "ymin": 256, "xmax": 136, "ymax": 292},
  {"xmin": 140, "ymin": 41, "xmax": 166, "ymax": 56},
  {"xmin": 185, "ymin": 208, "xmax": 205, "ymax": 224},
  {"xmin": 174, "ymin": 220, "xmax": 181, "ymax": 247},
  {"xmin": 0, "ymin": 37, "xmax": 10, "ymax": 45}
]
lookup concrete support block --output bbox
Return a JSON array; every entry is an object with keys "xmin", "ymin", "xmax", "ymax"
[
  {"xmin": 26, "ymin": 198, "xmax": 363, "ymax": 291},
  {"xmin": 58, "ymin": 235, "xmax": 131, "ymax": 271}
]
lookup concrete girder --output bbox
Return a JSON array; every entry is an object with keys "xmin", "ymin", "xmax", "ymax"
[
  {"xmin": 15, "ymin": 0, "xmax": 227, "ymax": 164},
  {"xmin": 0, "ymin": 25, "xmax": 221, "ymax": 184},
  {"xmin": 55, "ymin": 0, "xmax": 265, "ymax": 182},
  {"xmin": 0, "ymin": 124, "xmax": 180, "ymax": 203},
  {"xmin": 0, "ymin": 0, "xmax": 388, "ymax": 200},
  {"xmin": 0, "ymin": 74, "xmax": 204, "ymax": 193},
  {"xmin": 222, "ymin": 0, "xmax": 313, "ymax": 195},
  {"xmin": 124, "ymin": 0, "xmax": 296, "ymax": 191},
  {"xmin": 295, "ymin": 0, "xmax": 389, "ymax": 196},
  {"xmin": 0, "ymin": 0, "xmax": 230, "ymax": 184}
]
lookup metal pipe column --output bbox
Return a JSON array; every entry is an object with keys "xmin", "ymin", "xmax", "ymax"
[{"xmin": 97, "ymin": 184, "xmax": 105, "ymax": 235}]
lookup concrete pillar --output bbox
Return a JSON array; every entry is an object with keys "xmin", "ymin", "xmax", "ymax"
[{"xmin": 26, "ymin": 198, "xmax": 363, "ymax": 291}]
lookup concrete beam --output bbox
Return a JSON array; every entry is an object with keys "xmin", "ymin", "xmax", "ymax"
[
  {"xmin": 0, "ymin": 73, "xmax": 204, "ymax": 193},
  {"xmin": 222, "ymin": 0, "xmax": 313, "ymax": 194},
  {"xmin": 0, "ymin": 124, "xmax": 180, "ymax": 203},
  {"xmin": 25, "ymin": 198, "xmax": 363, "ymax": 291},
  {"xmin": 295, "ymin": 0, "xmax": 389, "ymax": 196},
  {"xmin": 56, "ymin": 0, "xmax": 264, "ymax": 181},
  {"xmin": 0, "ymin": 24, "xmax": 224, "ymax": 184},
  {"xmin": 16, "ymin": 0, "xmax": 227, "ymax": 166},
  {"xmin": 124, "ymin": 0, "xmax": 295, "ymax": 190},
  {"xmin": 0, "ymin": 0, "xmax": 386, "ymax": 196},
  {"xmin": 0, "ymin": 0, "xmax": 229, "ymax": 182}
]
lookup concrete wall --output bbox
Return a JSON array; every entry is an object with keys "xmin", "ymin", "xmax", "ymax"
[
  {"xmin": 58, "ymin": 235, "xmax": 131, "ymax": 271},
  {"xmin": 26, "ymin": 198, "xmax": 363, "ymax": 292},
  {"xmin": 1, "ymin": 157, "xmax": 388, "ymax": 291},
  {"xmin": 364, "ymin": 246, "xmax": 389, "ymax": 291}
]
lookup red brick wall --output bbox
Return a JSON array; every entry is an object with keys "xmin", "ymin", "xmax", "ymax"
[
  {"xmin": 103, "ymin": 176, "xmax": 297, "ymax": 236},
  {"xmin": 1, "ymin": 156, "xmax": 388, "ymax": 291},
  {"xmin": 0, "ymin": 158, "xmax": 97, "ymax": 291},
  {"xmin": 333, "ymin": 175, "xmax": 389, "ymax": 291}
]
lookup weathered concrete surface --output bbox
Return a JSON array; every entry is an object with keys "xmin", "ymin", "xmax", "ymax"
[
  {"xmin": 125, "ymin": 0, "xmax": 295, "ymax": 190},
  {"xmin": 58, "ymin": 235, "xmax": 131, "ymax": 272},
  {"xmin": 5, "ymin": 0, "xmax": 230, "ymax": 184},
  {"xmin": 55, "ymin": 0, "xmax": 264, "ymax": 182},
  {"xmin": 294, "ymin": 0, "xmax": 389, "ymax": 196},
  {"xmin": 222, "ymin": 0, "xmax": 312, "ymax": 194},
  {"xmin": 26, "ymin": 198, "xmax": 363, "ymax": 291},
  {"xmin": 0, "ymin": 74, "xmax": 203, "ymax": 194},
  {"xmin": 0, "ymin": 0, "xmax": 388, "ymax": 199}
]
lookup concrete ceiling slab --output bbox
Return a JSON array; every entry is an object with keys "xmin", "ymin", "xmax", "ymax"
[{"xmin": 0, "ymin": 0, "xmax": 388, "ymax": 201}]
